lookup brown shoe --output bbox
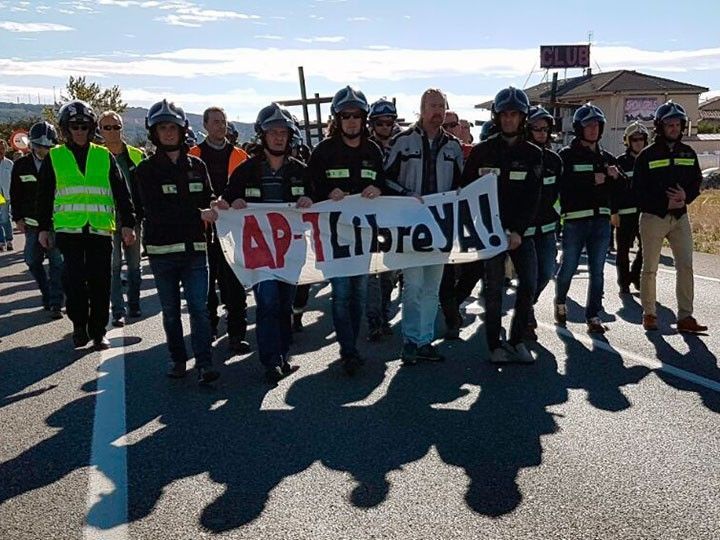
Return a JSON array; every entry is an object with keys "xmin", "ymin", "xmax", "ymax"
[
  {"xmin": 642, "ymin": 314, "xmax": 658, "ymax": 331},
  {"xmin": 677, "ymin": 316, "xmax": 708, "ymax": 334}
]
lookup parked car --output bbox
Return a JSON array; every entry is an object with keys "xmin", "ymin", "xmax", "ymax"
[{"xmin": 701, "ymin": 167, "xmax": 720, "ymax": 190}]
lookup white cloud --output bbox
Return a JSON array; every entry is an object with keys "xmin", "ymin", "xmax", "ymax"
[
  {"xmin": 255, "ymin": 34, "xmax": 283, "ymax": 40},
  {"xmin": 2, "ymin": 45, "xmax": 719, "ymax": 89},
  {"xmin": 157, "ymin": 7, "xmax": 259, "ymax": 27},
  {"xmin": 347, "ymin": 16, "xmax": 370, "ymax": 22},
  {"xmin": 295, "ymin": 36, "xmax": 346, "ymax": 44},
  {"xmin": 0, "ymin": 21, "xmax": 75, "ymax": 32}
]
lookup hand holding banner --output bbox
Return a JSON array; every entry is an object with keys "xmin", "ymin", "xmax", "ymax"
[{"xmin": 216, "ymin": 174, "xmax": 507, "ymax": 286}]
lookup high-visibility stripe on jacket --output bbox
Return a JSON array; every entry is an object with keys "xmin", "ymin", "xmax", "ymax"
[{"xmin": 50, "ymin": 143, "xmax": 115, "ymax": 235}]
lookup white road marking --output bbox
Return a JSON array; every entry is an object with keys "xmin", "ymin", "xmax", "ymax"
[
  {"xmin": 537, "ymin": 321, "xmax": 720, "ymax": 394},
  {"xmin": 83, "ymin": 327, "xmax": 129, "ymax": 540},
  {"xmin": 658, "ymin": 267, "xmax": 720, "ymax": 283}
]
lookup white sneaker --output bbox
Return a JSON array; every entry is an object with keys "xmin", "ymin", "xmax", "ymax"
[
  {"xmin": 512, "ymin": 343, "xmax": 534, "ymax": 364},
  {"xmin": 490, "ymin": 347, "xmax": 512, "ymax": 364}
]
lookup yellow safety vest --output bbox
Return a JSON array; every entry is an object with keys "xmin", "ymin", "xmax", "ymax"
[
  {"xmin": 127, "ymin": 145, "xmax": 144, "ymax": 167},
  {"xmin": 51, "ymin": 143, "xmax": 115, "ymax": 235}
]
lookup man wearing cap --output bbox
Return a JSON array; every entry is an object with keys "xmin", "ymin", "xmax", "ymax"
[
  {"xmin": 614, "ymin": 121, "xmax": 648, "ymax": 295},
  {"xmin": 306, "ymin": 86, "xmax": 385, "ymax": 375},
  {"xmin": 222, "ymin": 103, "xmax": 313, "ymax": 384},
  {"xmin": 632, "ymin": 101, "xmax": 707, "ymax": 333},
  {"xmin": 36, "ymin": 101, "xmax": 136, "ymax": 350},
  {"xmin": 10, "ymin": 122, "xmax": 65, "ymax": 318},
  {"xmin": 460, "ymin": 87, "xmax": 542, "ymax": 364}
]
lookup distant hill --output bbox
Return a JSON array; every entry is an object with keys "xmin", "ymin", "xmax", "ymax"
[{"xmin": 0, "ymin": 102, "xmax": 255, "ymax": 145}]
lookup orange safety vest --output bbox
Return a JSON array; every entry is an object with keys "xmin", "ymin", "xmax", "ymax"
[{"xmin": 188, "ymin": 143, "xmax": 248, "ymax": 178}]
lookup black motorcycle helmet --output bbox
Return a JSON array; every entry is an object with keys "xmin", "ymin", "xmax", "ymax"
[{"xmin": 146, "ymin": 99, "xmax": 188, "ymax": 151}]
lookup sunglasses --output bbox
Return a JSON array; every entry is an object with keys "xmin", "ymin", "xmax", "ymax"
[
  {"xmin": 101, "ymin": 124, "xmax": 122, "ymax": 131},
  {"xmin": 339, "ymin": 112, "xmax": 363, "ymax": 120},
  {"xmin": 530, "ymin": 127, "xmax": 550, "ymax": 133},
  {"xmin": 443, "ymin": 121, "xmax": 459, "ymax": 129},
  {"xmin": 69, "ymin": 123, "xmax": 90, "ymax": 131},
  {"xmin": 374, "ymin": 120, "xmax": 394, "ymax": 127}
]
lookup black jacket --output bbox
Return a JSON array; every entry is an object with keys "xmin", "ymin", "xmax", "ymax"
[
  {"xmin": 527, "ymin": 146, "xmax": 563, "ymax": 236},
  {"xmin": 632, "ymin": 136, "xmax": 701, "ymax": 219},
  {"xmin": 223, "ymin": 154, "xmax": 310, "ymax": 204},
  {"xmin": 306, "ymin": 136, "xmax": 386, "ymax": 201},
  {"xmin": 9, "ymin": 153, "xmax": 43, "ymax": 225},
  {"xmin": 558, "ymin": 138, "xmax": 623, "ymax": 221},
  {"xmin": 615, "ymin": 150, "xmax": 640, "ymax": 214},
  {"xmin": 132, "ymin": 150, "xmax": 214, "ymax": 254},
  {"xmin": 36, "ymin": 143, "xmax": 135, "ymax": 232},
  {"xmin": 461, "ymin": 133, "xmax": 543, "ymax": 236}
]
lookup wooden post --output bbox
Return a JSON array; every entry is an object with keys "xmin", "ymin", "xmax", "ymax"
[
  {"xmin": 298, "ymin": 66, "xmax": 312, "ymax": 146},
  {"xmin": 314, "ymin": 92, "xmax": 323, "ymax": 144},
  {"xmin": 550, "ymin": 71, "xmax": 559, "ymax": 129}
]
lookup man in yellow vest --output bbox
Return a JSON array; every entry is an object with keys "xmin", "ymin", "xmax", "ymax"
[
  {"xmin": 98, "ymin": 110, "xmax": 146, "ymax": 328},
  {"xmin": 37, "ymin": 100, "xmax": 136, "ymax": 350}
]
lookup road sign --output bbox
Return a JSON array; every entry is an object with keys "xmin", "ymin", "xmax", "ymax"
[{"xmin": 9, "ymin": 130, "xmax": 29, "ymax": 152}]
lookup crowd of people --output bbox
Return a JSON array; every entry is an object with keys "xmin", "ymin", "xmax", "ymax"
[{"xmin": 0, "ymin": 85, "xmax": 708, "ymax": 385}]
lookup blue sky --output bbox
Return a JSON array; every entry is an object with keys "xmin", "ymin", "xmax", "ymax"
[{"xmin": 1, "ymin": 0, "xmax": 719, "ymax": 125}]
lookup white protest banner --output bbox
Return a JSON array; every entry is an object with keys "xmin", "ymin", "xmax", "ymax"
[{"xmin": 216, "ymin": 174, "xmax": 507, "ymax": 286}]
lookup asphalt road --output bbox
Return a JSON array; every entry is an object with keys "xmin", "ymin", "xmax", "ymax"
[{"xmin": 1, "ymin": 232, "xmax": 718, "ymax": 540}]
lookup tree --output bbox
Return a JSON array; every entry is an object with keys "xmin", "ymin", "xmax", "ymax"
[{"xmin": 43, "ymin": 76, "xmax": 127, "ymax": 124}]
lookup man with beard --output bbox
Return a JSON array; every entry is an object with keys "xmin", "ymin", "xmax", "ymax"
[
  {"xmin": 632, "ymin": 101, "xmax": 707, "ymax": 333},
  {"xmin": 385, "ymin": 88, "xmax": 464, "ymax": 365}
]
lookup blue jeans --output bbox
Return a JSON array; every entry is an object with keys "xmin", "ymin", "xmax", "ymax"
[
  {"xmin": 533, "ymin": 231, "xmax": 558, "ymax": 304},
  {"xmin": 253, "ymin": 280, "xmax": 295, "ymax": 368},
  {"xmin": 484, "ymin": 241, "xmax": 537, "ymax": 350},
  {"xmin": 401, "ymin": 264, "xmax": 444, "ymax": 346},
  {"xmin": 111, "ymin": 225, "xmax": 142, "ymax": 317},
  {"xmin": 330, "ymin": 275, "xmax": 368, "ymax": 358},
  {"xmin": 0, "ymin": 205, "xmax": 12, "ymax": 242},
  {"xmin": 24, "ymin": 226, "xmax": 64, "ymax": 308},
  {"xmin": 555, "ymin": 217, "xmax": 611, "ymax": 320},
  {"xmin": 149, "ymin": 252, "xmax": 212, "ymax": 368}
]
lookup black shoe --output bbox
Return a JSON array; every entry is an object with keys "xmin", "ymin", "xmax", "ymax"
[
  {"xmin": 292, "ymin": 313, "xmax": 304, "ymax": 332},
  {"xmin": 112, "ymin": 315, "xmax": 125, "ymax": 328},
  {"xmin": 197, "ymin": 366, "xmax": 220, "ymax": 384},
  {"xmin": 417, "ymin": 343, "xmax": 445, "ymax": 362},
  {"xmin": 367, "ymin": 328, "xmax": 384, "ymax": 342},
  {"xmin": 342, "ymin": 354, "xmax": 362, "ymax": 376},
  {"xmin": 619, "ymin": 284, "xmax": 631, "ymax": 295},
  {"xmin": 72, "ymin": 327, "xmax": 90, "ymax": 348},
  {"xmin": 401, "ymin": 342, "xmax": 418, "ymax": 366},
  {"xmin": 166, "ymin": 362, "xmax": 187, "ymax": 378},
  {"xmin": 444, "ymin": 324, "xmax": 460, "ymax": 340},
  {"xmin": 229, "ymin": 336, "xmax": 251, "ymax": 353},
  {"xmin": 523, "ymin": 325, "xmax": 538, "ymax": 342},
  {"xmin": 49, "ymin": 306, "xmax": 63, "ymax": 320},
  {"xmin": 128, "ymin": 307, "xmax": 142, "ymax": 318},
  {"xmin": 210, "ymin": 325, "xmax": 218, "ymax": 341},
  {"xmin": 281, "ymin": 360, "xmax": 300, "ymax": 376},
  {"xmin": 630, "ymin": 276, "xmax": 641, "ymax": 292},
  {"xmin": 93, "ymin": 336, "xmax": 111, "ymax": 351},
  {"xmin": 265, "ymin": 365, "xmax": 285, "ymax": 385}
]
